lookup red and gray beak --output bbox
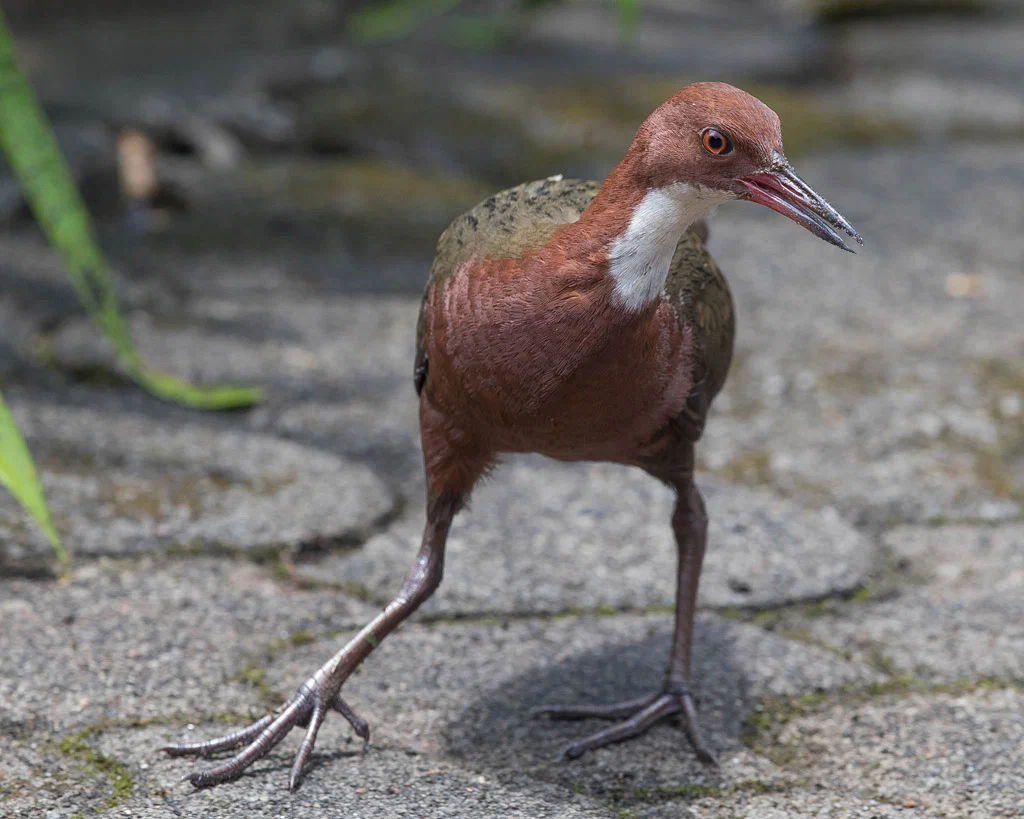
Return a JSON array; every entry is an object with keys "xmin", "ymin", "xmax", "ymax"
[{"xmin": 739, "ymin": 154, "xmax": 863, "ymax": 252}]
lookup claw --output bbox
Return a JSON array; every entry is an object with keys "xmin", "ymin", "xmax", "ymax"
[{"xmin": 561, "ymin": 742, "xmax": 587, "ymax": 761}]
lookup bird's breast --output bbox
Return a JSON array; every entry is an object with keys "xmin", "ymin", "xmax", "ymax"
[{"xmin": 422, "ymin": 262, "xmax": 697, "ymax": 462}]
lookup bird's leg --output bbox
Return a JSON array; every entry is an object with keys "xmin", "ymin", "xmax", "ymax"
[
  {"xmin": 161, "ymin": 495, "xmax": 458, "ymax": 790},
  {"xmin": 539, "ymin": 450, "xmax": 716, "ymax": 763}
]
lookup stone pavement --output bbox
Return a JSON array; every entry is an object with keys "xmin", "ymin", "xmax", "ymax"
[{"xmin": 2, "ymin": 140, "xmax": 1022, "ymax": 818}]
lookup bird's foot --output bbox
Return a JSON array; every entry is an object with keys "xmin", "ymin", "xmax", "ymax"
[
  {"xmin": 537, "ymin": 683, "xmax": 716, "ymax": 763},
  {"xmin": 160, "ymin": 673, "xmax": 369, "ymax": 790}
]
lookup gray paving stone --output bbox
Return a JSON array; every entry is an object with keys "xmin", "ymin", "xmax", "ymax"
[
  {"xmin": 0, "ymin": 557, "xmax": 376, "ymax": 735},
  {"xmin": 45, "ymin": 294, "xmax": 415, "ymax": 399},
  {"xmin": 3, "ymin": 734, "xmax": 614, "ymax": 819},
  {"xmin": 298, "ymin": 461, "xmax": 874, "ymax": 616},
  {"xmin": 801, "ymin": 523, "xmax": 1024, "ymax": 681},
  {"xmin": 742, "ymin": 687, "xmax": 1024, "ymax": 819},
  {"xmin": 0, "ymin": 398, "xmax": 393, "ymax": 563},
  {"xmin": 516, "ymin": 0, "xmax": 830, "ymax": 82},
  {"xmin": 4, "ymin": 728, "xmax": 617, "ymax": 819},
  {"xmin": 249, "ymin": 613, "xmax": 879, "ymax": 802},
  {"xmin": 663, "ymin": 792, "xmax": 931, "ymax": 819},
  {"xmin": 42, "ymin": 293, "xmax": 424, "ymax": 491}
]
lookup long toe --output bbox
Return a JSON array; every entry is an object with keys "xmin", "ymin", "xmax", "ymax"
[
  {"xmin": 678, "ymin": 690, "xmax": 717, "ymax": 765},
  {"xmin": 559, "ymin": 693, "xmax": 681, "ymax": 759},
  {"xmin": 537, "ymin": 692, "xmax": 661, "ymax": 722},
  {"xmin": 160, "ymin": 714, "xmax": 275, "ymax": 758}
]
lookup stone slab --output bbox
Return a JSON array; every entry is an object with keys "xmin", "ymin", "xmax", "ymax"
[
  {"xmin": 836, "ymin": 19, "xmax": 1024, "ymax": 135},
  {"xmin": 741, "ymin": 687, "xmax": 1024, "ymax": 819},
  {"xmin": 298, "ymin": 460, "xmax": 874, "ymax": 615},
  {"xmin": 0, "ymin": 557, "xmax": 377, "ymax": 736},
  {"xmin": 45, "ymin": 295, "xmax": 416, "ymax": 399},
  {"xmin": 0, "ymin": 397, "xmax": 393, "ymax": 564},
  {"xmin": 2, "ymin": 737, "xmax": 614, "ymax": 819},
  {"xmin": 801, "ymin": 523, "xmax": 1024, "ymax": 681}
]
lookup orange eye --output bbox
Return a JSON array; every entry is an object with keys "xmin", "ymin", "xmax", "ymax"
[{"xmin": 701, "ymin": 128, "xmax": 732, "ymax": 156}]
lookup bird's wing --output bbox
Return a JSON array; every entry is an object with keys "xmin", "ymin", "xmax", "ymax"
[{"xmin": 662, "ymin": 224, "xmax": 735, "ymax": 438}]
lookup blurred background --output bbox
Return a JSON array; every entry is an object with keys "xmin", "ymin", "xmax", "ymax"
[{"xmin": 3, "ymin": 0, "xmax": 1023, "ymax": 292}]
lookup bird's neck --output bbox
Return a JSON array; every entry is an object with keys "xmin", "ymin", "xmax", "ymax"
[{"xmin": 564, "ymin": 163, "xmax": 729, "ymax": 313}]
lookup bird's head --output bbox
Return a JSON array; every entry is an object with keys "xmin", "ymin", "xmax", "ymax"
[{"xmin": 632, "ymin": 82, "xmax": 862, "ymax": 251}]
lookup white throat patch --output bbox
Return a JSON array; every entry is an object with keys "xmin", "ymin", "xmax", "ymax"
[{"xmin": 608, "ymin": 182, "xmax": 731, "ymax": 311}]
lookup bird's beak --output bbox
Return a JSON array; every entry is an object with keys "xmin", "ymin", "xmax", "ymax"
[{"xmin": 738, "ymin": 157, "xmax": 863, "ymax": 252}]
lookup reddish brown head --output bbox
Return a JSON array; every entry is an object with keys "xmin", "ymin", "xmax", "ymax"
[{"xmin": 628, "ymin": 82, "xmax": 862, "ymax": 251}]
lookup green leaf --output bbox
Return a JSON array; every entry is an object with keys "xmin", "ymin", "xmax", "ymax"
[
  {"xmin": 0, "ymin": 389, "xmax": 67, "ymax": 564},
  {"xmin": 0, "ymin": 9, "xmax": 262, "ymax": 411}
]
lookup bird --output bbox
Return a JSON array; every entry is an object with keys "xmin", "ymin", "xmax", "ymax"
[{"xmin": 162, "ymin": 81, "xmax": 861, "ymax": 790}]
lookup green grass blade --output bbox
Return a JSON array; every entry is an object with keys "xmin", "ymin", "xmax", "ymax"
[
  {"xmin": 0, "ymin": 389, "xmax": 67, "ymax": 564},
  {"xmin": 0, "ymin": 9, "xmax": 262, "ymax": 410},
  {"xmin": 138, "ymin": 369, "xmax": 263, "ymax": 410}
]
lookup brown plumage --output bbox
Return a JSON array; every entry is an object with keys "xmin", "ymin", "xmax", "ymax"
[
  {"xmin": 165, "ymin": 82, "xmax": 861, "ymax": 790},
  {"xmin": 415, "ymin": 177, "xmax": 732, "ymax": 481}
]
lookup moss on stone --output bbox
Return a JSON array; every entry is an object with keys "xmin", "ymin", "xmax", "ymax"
[
  {"xmin": 741, "ymin": 675, "xmax": 1023, "ymax": 768},
  {"xmin": 630, "ymin": 783, "xmax": 723, "ymax": 803},
  {"xmin": 54, "ymin": 730, "xmax": 134, "ymax": 809},
  {"xmin": 237, "ymin": 662, "xmax": 278, "ymax": 706},
  {"xmin": 728, "ymin": 778, "xmax": 803, "ymax": 796},
  {"xmin": 0, "ymin": 778, "xmax": 29, "ymax": 798}
]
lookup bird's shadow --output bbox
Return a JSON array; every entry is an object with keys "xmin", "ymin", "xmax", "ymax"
[{"xmin": 437, "ymin": 616, "xmax": 755, "ymax": 800}]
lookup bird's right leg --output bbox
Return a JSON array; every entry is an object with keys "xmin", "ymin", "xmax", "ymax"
[
  {"xmin": 162, "ymin": 414, "xmax": 489, "ymax": 790},
  {"xmin": 162, "ymin": 498, "xmax": 456, "ymax": 789}
]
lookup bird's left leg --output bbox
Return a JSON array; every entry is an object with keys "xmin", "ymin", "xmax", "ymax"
[
  {"xmin": 161, "ymin": 494, "xmax": 458, "ymax": 790},
  {"xmin": 538, "ymin": 444, "xmax": 716, "ymax": 763}
]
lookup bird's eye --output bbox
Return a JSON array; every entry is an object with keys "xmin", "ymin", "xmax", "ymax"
[{"xmin": 701, "ymin": 128, "xmax": 732, "ymax": 156}]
